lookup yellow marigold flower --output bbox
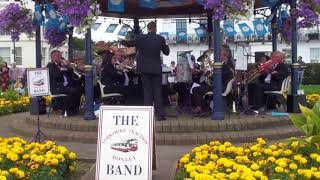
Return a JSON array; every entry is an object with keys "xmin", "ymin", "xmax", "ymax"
[
  {"xmin": 224, "ymin": 142, "xmax": 232, "ymax": 147},
  {"xmin": 303, "ymin": 170, "xmax": 313, "ymax": 179},
  {"xmin": 289, "ymin": 163, "xmax": 298, "ymax": 170},
  {"xmin": 316, "ymin": 156, "xmax": 320, "ymax": 163},
  {"xmin": 267, "ymin": 157, "xmax": 276, "ymax": 163},
  {"xmin": 0, "ymin": 176, "xmax": 6, "ymax": 180},
  {"xmin": 263, "ymin": 148, "xmax": 272, "ymax": 154},
  {"xmin": 50, "ymin": 169, "xmax": 57, "ymax": 174},
  {"xmin": 51, "ymin": 158, "xmax": 59, "ymax": 165},
  {"xmin": 310, "ymin": 167, "xmax": 317, "ymax": 172},
  {"xmin": 215, "ymin": 173, "xmax": 225, "ymax": 179},
  {"xmin": 9, "ymin": 168, "xmax": 18, "ymax": 173},
  {"xmin": 210, "ymin": 154, "xmax": 218, "ymax": 161},
  {"xmin": 289, "ymin": 174, "xmax": 296, "ymax": 179},
  {"xmin": 1, "ymin": 171, "xmax": 8, "ymax": 176},
  {"xmin": 291, "ymin": 141, "xmax": 299, "ymax": 148},
  {"xmin": 300, "ymin": 158, "xmax": 308, "ymax": 164},
  {"xmin": 310, "ymin": 153, "xmax": 318, "ymax": 160},
  {"xmin": 284, "ymin": 149, "xmax": 292, "ymax": 156},
  {"xmin": 278, "ymin": 161, "xmax": 287, "ymax": 168},
  {"xmin": 22, "ymin": 154, "xmax": 29, "ymax": 160},
  {"xmin": 190, "ymin": 171, "xmax": 198, "ymax": 178},
  {"xmin": 226, "ymin": 168, "xmax": 232, "ymax": 173},
  {"xmin": 229, "ymin": 172, "xmax": 239, "ymax": 180},
  {"xmin": 180, "ymin": 157, "xmax": 189, "ymax": 164},
  {"xmin": 250, "ymin": 145, "xmax": 258, "ymax": 152},
  {"xmin": 275, "ymin": 166, "xmax": 284, "ymax": 173},
  {"xmin": 31, "ymin": 164, "xmax": 39, "ymax": 170},
  {"xmin": 294, "ymin": 155, "xmax": 302, "ymax": 161},
  {"xmin": 17, "ymin": 171, "xmax": 25, "ymax": 179},
  {"xmin": 186, "ymin": 165, "xmax": 196, "ymax": 173},
  {"xmin": 250, "ymin": 164, "xmax": 260, "ymax": 171},
  {"xmin": 269, "ymin": 145, "xmax": 278, "ymax": 151},
  {"xmin": 314, "ymin": 172, "xmax": 320, "ymax": 179},
  {"xmin": 254, "ymin": 171, "xmax": 264, "ymax": 178},
  {"xmin": 192, "ymin": 147, "xmax": 201, "ymax": 153}
]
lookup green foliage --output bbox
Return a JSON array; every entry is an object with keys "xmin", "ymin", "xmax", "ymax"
[
  {"xmin": 290, "ymin": 101, "xmax": 320, "ymax": 144},
  {"xmin": 302, "ymin": 63, "xmax": 320, "ymax": 85},
  {"xmin": 0, "ymin": 56, "xmax": 4, "ymax": 64},
  {"xmin": 0, "ymin": 86, "xmax": 20, "ymax": 101},
  {"xmin": 72, "ymin": 37, "xmax": 85, "ymax": 51},
  {"xmin": 301, "ymin": 85, "xmax": 320, "ymax": 95}
]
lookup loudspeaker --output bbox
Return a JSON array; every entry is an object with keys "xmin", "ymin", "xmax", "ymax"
[
  {"xmin": 30, "ymin": 97, "xmax": 47, "ymax": 115},
  {"xmin": 287, "ymin": 94, "xmax": 307, "ymax": 113}
]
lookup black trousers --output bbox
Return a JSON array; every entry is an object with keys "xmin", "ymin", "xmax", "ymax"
[
  {"xmin": 142, "ymin": 74, "xmax": 164, "ymax": 116},
  {"xmin": 52, "ymin": 86, "xmax": 81, "ymax": 112},
  {"xmin": 248, "ymin": 82, "xmax": 279, "ymax": 109},
  {"xmin": 192, "ymin": 85, "xmax": 212, "ymax": 107}
]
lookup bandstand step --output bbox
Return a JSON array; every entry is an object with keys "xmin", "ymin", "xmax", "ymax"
[
  {"xmin": 10, "ymin": 118, "xmax": 302, "ymax": 145},
  {"xmin": 24, "ymin": 114, "xmax": 293, "ymax": 133}
]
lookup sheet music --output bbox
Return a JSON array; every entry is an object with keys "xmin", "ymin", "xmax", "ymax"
[{"xmin": 235, "ymin": 46, "xmax": 248, "ymax": 70}]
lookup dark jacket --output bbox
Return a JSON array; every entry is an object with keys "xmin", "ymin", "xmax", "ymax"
[
  {"xmin": 120, "ymin": 32, "xmax": 170, "ymax": 74},
  {"xmin": 222, "ymin": 60, "xmax": 235, "ymax": 92},
  {"xmin": 47, "ymin": 62, "xmax": 64, "ymax": 94},
  {"xmin": 259, "ymin": 62, "xmax": 289, "ymax": 90},
  {"xmin": 100, "ymin": 63, "xmax": 124, "ymax": 87}
]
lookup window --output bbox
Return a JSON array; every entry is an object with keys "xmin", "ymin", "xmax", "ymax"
[
  {"xmin": 310, "ymin": 48, "xmax": 320, "ymax": 62},
  {"xmin": 176, "ymin": 19, "xmax": 187, "ymax": 43},
  {"xmin": 0, "ymin": 31, "xmax": 9, "ymax": 36},
  {"xmin": 105, "ymin": 24, "xmax": 118, "ymax": 33},
  {"xmin": 42, "ymin": 48, "xmax": 47, "ymax": 66},
  {"xmin": 15, "ymin": 47, "xmax": 22, "ymax": 65},
  {"xmin": 91, "ymin": 23, "xmax": 101, "ymax": 31},
  {"xmin": 0, "ymin": 47, "xmax": 10, "ymax": 63},
  {"xmin": 176, "ymin": 19, "xmax": 187, "ymax": 33}
]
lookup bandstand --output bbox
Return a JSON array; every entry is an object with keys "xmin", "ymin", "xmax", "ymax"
[{"xmin": 30, "ymin": 0, "xmax": 302, "ymax": 120}]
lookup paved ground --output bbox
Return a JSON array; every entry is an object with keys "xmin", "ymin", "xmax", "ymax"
[{"xmin": 0, "ymin": 113, "xmax": 193, "ymax": 180}]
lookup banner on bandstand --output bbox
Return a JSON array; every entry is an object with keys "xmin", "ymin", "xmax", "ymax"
[
  {"xmin": 238, "ymin": 23, "xmax": 254, "ymax": 37},
  {"xmin": 253, "ymin": 19, "xmax": 267, "ymax": 37},
  {"xmin": 108, "ymin": 0, "xmax": 124, "ymax": 12}
]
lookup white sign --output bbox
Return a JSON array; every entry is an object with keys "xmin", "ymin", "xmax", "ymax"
[
  {"xmin": 27, "ymin": 68, "xmax": 50, "ymax": 97},
  {"xmin": 96, "ymin": 106, "xmax": 154, "ymax": 180},
  {"xmin": 235, "ymin": 46, "xmax": 248, "ymax": 70}
]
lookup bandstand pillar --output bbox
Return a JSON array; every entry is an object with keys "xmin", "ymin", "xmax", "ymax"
[
  {"xmin": 84, "ymin": 28, "xmax": 96, "ymax": 120},
  {"xmin": 212, "ymin": 19, "xmax": 224, "ymax": 120},
  {"xmin": 133, "ymin": 17, "xmax": 140, "ymax": 35},
  {"xmin": 35, "ymin": 26, "xmax": 41, "ymax": 68},
  {"xmin": 68, "ymin": 27, "xmax": 74, "ymax": 60},
  {"xmin": 287, "ymin": 0, "xmax": 303, "ymax": 112},
  {"xmin": 271, "ymin": 7, "xmax": 277, "ymax": 51},
  {"xmin": 207, "ymin": 14, "xmax": 213, "ymax": 48}
]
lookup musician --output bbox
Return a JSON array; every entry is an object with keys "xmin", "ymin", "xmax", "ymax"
[
  {"xmin": 119, "ymin": 21, "xmax": 170, "ymax": 121},
  {"xmin": 100, "ymin": 50, "xmax": 127, "ymax": 99},
  {"xmin": 47, "ymin": 50, "xmax": 81, "ymax": 116},
  {"xmin": 191, "ymin": 44, "xmax": 235, "ymax": 115},
  {"xmin": 248, "ymin": 51, "xmax": 289, "ymax": 110}
]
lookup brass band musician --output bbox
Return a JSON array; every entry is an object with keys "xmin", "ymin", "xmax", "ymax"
[
  {"xmin": 191, "ymin": 44, "xmax": 235, "ymax": 115},
  {"xmin": 47, "ymin": 50, "xmax": 81, "ymax": 116},
  {"xmin": 248, "ymin": 51, "xmax": 289, "ymax": 110},
  {"xmin": 100, "ymin": 50, "xmax": 128, "ymax": 99}
]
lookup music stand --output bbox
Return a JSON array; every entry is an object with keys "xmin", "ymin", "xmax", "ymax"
[
  {"xmin": 234, "ymin": 45, "xmax": 258, "ymax": 116},
  {"xmin": 31, "ymin": 96, "xmax": 47, "ymax": 143},
  {"xmin": 27, "ymin": 68, "xmax": 50, "ymax": 143}
]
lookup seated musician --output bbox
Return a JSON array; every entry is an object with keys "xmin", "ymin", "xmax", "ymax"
[
  {"xmin": 248, "ymin": 51, "xmax": 289, "ymax": 110},
  {"xmin": 100, "ymin": 50, "xmax": 128, "ymax": 99},
  {"xmin": 191, "ymin": 44, "xmax": 235, "ymax": 115},
  {"xmin": 47, "ymin": 50, "xmax": 81, "ymax": 116}
]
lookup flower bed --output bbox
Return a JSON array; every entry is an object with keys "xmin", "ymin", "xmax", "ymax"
[
  {"xmin": 0, "ymin": 137, "xmax": 77, "ymax": 180},
  {"xmin": 175, "ymin": 138, "xmax": 320, "ymax": 180}
]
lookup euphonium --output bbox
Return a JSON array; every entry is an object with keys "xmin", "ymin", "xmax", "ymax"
[{"xmin": 198, "ymin": 49, "xmax": 214, "ymax": 69}]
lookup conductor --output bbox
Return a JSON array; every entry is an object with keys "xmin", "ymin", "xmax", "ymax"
[{"xmin": 119, "ymin": 21, "xmax": 170, "ymax": 120}]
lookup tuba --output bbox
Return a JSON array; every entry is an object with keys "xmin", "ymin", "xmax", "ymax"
[{"xmin": 198, "ymin": 49, "xmax": 214, "ymax": 85}]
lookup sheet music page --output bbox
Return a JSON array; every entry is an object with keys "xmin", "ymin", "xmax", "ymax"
[{"xmin": 235, "ymin": 46, "xmax": 248, "ymax": 70}]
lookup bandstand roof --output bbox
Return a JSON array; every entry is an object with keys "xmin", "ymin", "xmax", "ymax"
[{"xmin": 97, "ymin": 0, "xmax": 266, "ymax": 19}]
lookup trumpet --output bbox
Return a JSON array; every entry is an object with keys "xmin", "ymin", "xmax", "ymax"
[
  {"xmin": 114, "ymin": 61, "xmax": 135, "ymax": 72},
  {"xmin": 70, "ymin": 63, "xmax": 85, "ymax": 80}
]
